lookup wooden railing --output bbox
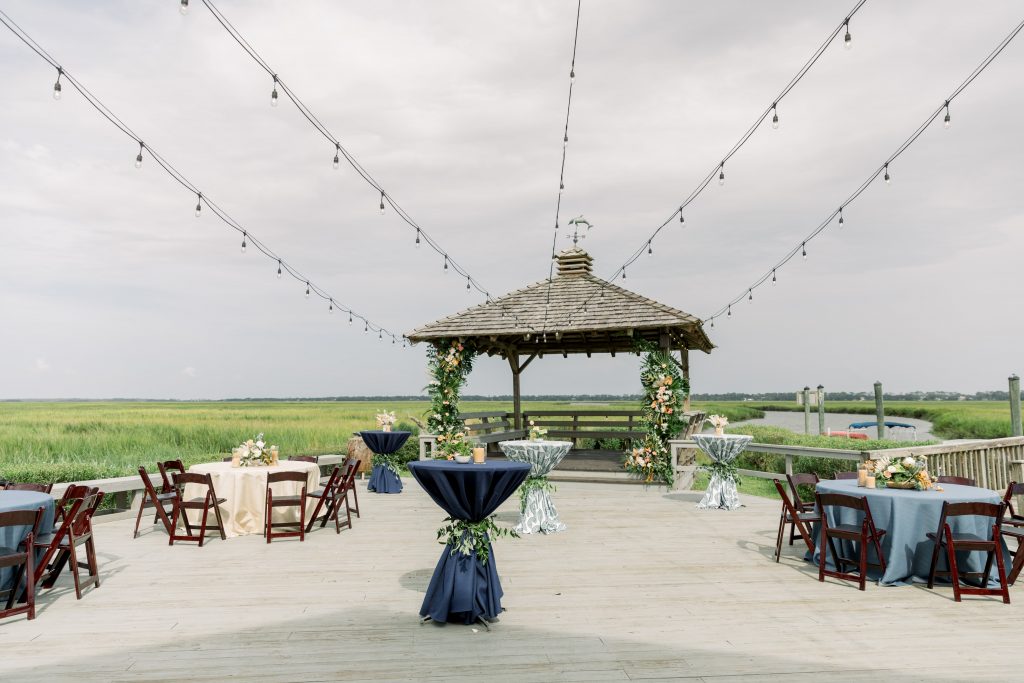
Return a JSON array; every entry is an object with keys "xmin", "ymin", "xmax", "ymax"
[
  {"xmin": 521, "ymin": 409, "xmax": 645, "ymax": 448},
  {"xmin": 672, "ymin": 437, "xmax": 1024, "ymax": 493}
]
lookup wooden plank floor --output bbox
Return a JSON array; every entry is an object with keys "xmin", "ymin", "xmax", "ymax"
[{"xmin": 2, "ymin": 481, "xmax": 1023, "ymax": 682}]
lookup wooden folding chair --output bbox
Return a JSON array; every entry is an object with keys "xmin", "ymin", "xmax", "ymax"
[
  {"xmin": 169, "ymin": 472, "xmax": 227, "ymax": 547},
  {"xmin": 1000, "ymin": 482, "xmax": 1024, "ymax": 584},
  {"xmin": 30, "ymin": 496, "xmax": 85, "ymax": 595},
  {"xmin": 288, "ymin": 455, "xmax": 319, "ymax": 464},
  {"xmin": 157, "ymin": 459, "xmax": 187, "ymax": 494},
  {"xmin": 936, "ymin": 475, "xmax": 977, "ymax": 487},
  {"xmin": 815, "ymin": 491, "xmax": 887, "ymax": 591},
  {"xmin": 54, "ymin": 485, "xmax": 99, "ymax": 527},
  {"xmin": 833, "ymin": 472, "xmax": 859, "ymax": 480},
  {"xmin": 772, "ymin": 480, "xmax": 820, "ymax": 562},
  {"xmin": 265, "ymin": 471, "xmax": 307, "ymax": 543},
  {"xmin": 785, "ymin": 473, "xmax": 819, "ymax": 546},
  {"xmin": 0, "ymin": 507, "xmax": 44, "ymax": 621},
  {"xmin": 344, "ymin": 457, "xmax": 362, "ymax": 518},
  {"xmin": 927, "ymin": 501, "xmax": 1010, "ymax": 603},
  {"xmin": 38, "ymin": 492, "xmax": 104, "ymax": 599},
  {"xmin": 134, "ymin": 466, "xmax": 177, "ymax": 538}
]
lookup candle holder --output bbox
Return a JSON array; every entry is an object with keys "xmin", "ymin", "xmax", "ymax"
[{"xmin": 472, "ymin": 446, "xmax": 486, "ymax": 464}]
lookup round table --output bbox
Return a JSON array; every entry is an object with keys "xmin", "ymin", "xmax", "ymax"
[
  {"xmin": 812, "ymin": 478, "xmax": 1004, "ymax": 585},
  {"xmin": 693, "ymin": 434, "xmax": 752, "ymax": 510},
  {"xmin": 0, "ymin": 491, "xmax": 55, "ymax": 590},
  {"xmin": 407, "ymin": 460, "xmax": 531, "ymax": 626},
  {"xmin": 186, "ymin": 461, "xmax": 320, "ymax": 538},
  {"xmin": 361, "ymin": 430, "xmax": 411, "ymax": 494},
  {"xmin": 499, "ymin": 440, "xmax": 572, "ymax": 534}
]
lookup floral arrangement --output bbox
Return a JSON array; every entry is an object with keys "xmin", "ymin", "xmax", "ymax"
[
  {"xmin": 237, "ymin": 433, "xmax": 275, "ymax": 467},
  {"xmin": 873, "ymin": 454, "xmax": 932, "ymax": 490},
  {"xmin": 708, "ymin": 415, "xmax": 729, "ymax": 431},
  {"xmin": 425, "ymin": 339, "xmax": 476, "ymax": 457},
  {"xmin": 623, "ymin": 340, "xmax": 688, "ymax": 484},
  {"xmin": 437, "ymin": 515, "xmax": 518, "ymax": 565},
  {"xmin": 528, "ymin": 420, "xmax": 548, "ymax": 441},
  {"xmin": 436, "ymin": 430, "xmax": 472, "ymax": 460},
  {"xmin": 376, "ymin": 410, "xmax": 397, "ymax": 429}
]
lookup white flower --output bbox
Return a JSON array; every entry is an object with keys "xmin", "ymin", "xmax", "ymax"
[
  {"xmin": 887, "ymin": 465, "xmax": 897, "ymax": 474},
  {"xmin": 902, "ymin": 457, "xmax": 915, "ymax": 468}
]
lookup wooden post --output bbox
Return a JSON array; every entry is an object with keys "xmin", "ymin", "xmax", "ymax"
[
  {"xmin": 803, "ymin": 386, "xmax": 810, "ymax": 435},
  {"xmin": 817, "ymin": 384, "xmax": 825, "ymax": 435},
  {"xmin": 509, "ymin": 355, "xmax": 522, "ymax": 430},
  {"xmin": 1011, "ymin": 374, "xmax": 1022, "ymax": 437},
  {"xmin": 680, "ymin": 348, "xmax": 691, "ymax": 413},
  {"xmin": 874, "ymin": 381, "xmax": 885, "ymax": 440}
]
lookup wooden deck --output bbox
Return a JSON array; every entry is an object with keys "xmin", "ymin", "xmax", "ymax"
[{"xmin": 3, "ymin": 480, "xmax": 1024, "ymax": 682}]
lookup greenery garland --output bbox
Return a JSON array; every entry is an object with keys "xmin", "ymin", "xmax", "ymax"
[
  {"xmin": 373, "ymin": 453, "xmax": 402, "ymax": 475},
  {"xmin": 518, "ymin": 475, "xmax": 557, "ymax": 512},
  {"xmin": 436, "ymin": 515, "xmax": 518, "ymax": 565},
  {"xmin": 425, "ymin": 339, "xmax": 476, "ymax": 457},
  {"xmin": 623, "ymin": 340, "xmax": 688, "ymax": 484},
  {"xmin": 700, "ymin": 459, "xmax": 741, "ymax": 484}
]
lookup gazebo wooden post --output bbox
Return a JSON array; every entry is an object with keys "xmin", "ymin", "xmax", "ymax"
[
  {"xmin": 508, "ymin": 354, "xmax": 522, "ymax": 430},
  {"xmin": 680, "ymin": 348, "xmax": 691, "ymax": 412}
]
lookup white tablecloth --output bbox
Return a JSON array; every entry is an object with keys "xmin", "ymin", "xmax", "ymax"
[{"xmin": 185, "ymin": 461, "xmax": 320, "ymax": 538}]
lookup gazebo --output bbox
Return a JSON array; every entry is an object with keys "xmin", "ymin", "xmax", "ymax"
[{"xmin": 406, "ymin": 247, "xmax": 714, "ymax": 429}]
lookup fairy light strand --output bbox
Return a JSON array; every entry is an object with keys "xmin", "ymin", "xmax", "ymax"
[
  {"xmin": 0, "ymin": 9, "xmax": 407, "ymax": 347},
  {"xmin": 702, "ymin": 15, "xmax": 1024, "ymax": 325}
]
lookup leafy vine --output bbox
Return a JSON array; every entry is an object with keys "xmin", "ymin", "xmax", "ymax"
[
  {"xmin": 518, "ymin": 475, "xmax": 557, "ymax": 512},
  {"xmin": 623, "ymin": 339, "xmax": 688, "ymax": 484},
  {"xmin": 436, "ymin": 515, "xmax": 518, "ymax": 565},
  {"xmin": 425, "ymin": 339, "xmax": 476, "ymax": 457}
]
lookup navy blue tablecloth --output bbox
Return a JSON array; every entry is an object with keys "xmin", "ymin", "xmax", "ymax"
[
  {"xmin": 0, "ymin": 491, "xmax": 56, "ymax": 590},
  {"xmin": 810, "ymin": 479, "xmax": 1006, "ymax": 586},
  {"xmin": 408, "ymin": 460, "xmax": 531, "ymax": 624},
  {"xmin": 361, "ymin": 431, "xmax": 411, "ymax": 494}
]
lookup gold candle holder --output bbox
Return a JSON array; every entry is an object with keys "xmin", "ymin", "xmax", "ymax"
[
  {"xmin": 270, "ymin": 447, "xmax": 279, "ymax": 466},
  {"xmin": 472, "ymin": 446, "xmax": 486, "ymax": 464}
]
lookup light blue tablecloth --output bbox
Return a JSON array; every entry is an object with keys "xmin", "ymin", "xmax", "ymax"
[
  {"xmin": 812, "ymin": 479, "xmax": 1005, "ymax": 586},
  {"xmin": 0, "ymin": 491, "xmax": 56, "ymax": 590}
]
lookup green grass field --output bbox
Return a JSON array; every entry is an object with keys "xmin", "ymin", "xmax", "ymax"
[{"xmin": 0, "ymin": 399, "xmax": 1015, "ymax": 489}]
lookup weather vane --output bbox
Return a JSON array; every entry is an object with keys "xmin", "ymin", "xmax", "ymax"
[{"xmin": 566, "ymin": 215, "xmax": 592, "ymax": 245}]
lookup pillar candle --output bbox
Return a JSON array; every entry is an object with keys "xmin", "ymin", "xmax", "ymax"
[
  {"xmin": 866, "ymin": 476, "xmax": 876, "ymax": 489},
  {"xmin": 857, "ymin": 468, "xmax": 868, "ymax": 487},
  {"xmin": 472, "ymin": 446, "xmax": 486, "ymax": 464}
]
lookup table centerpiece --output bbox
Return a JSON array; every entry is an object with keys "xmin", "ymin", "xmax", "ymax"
[
  {"xmin": 235, "ymin": 433, "xmax": 278, "ymax": 467},
  {"xmin": 871, "ymin": 455, "xmax": 933, "ymax": 490},
  {"xmin": 376, "ymin": 409, "xmax": 397, "ymax": 433}
]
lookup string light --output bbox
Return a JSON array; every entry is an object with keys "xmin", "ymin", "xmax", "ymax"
[
  {"xmin": 52, "ymin": 66, "xmax": 62, "ymax": 100},
  {"xmin": 802, "ymin": 242, "xmax": 807, "ymax": 260},
  {"xmin": 679, "ymin": 210, "xmax": 684, "ymax": 224},
  {"xmin": 180, "ymin": 0, "xmax": 189, "ymax": 15},
  {"xmin": 194, "ymin": 192, "xmax": 202, "ymax": 218},
  {"xmin": 466, "ymin": 276, "xmax": 471, "ymax": 292},
  {"xmin": 727, "ymin": 304, "xmax": 731, "ymax": 317},
  {"xmin": 276, "ymin": 259, "xmax": 282, "ymax": 278},
  {"xmin": 647, "ymin": 242, "xmax": 653, "ymax": 255},
  {"xmin": 270, "ymin": 75, "xmax": 278, "ymax": 107},
  {"xmin": 241, "ymin": 231, "xmax": 247, "ymax": 254},
  {"xmin": 838, "ymin": 207, "xmax": 844, "ymax": 229},
  {"xmin": 570, "ymin": 67, "xmax": 575, "ymax": 84},
  {"xmin": 348, "ymin": 312, "xmax": 353, "ymax": 325},
  {"xmin": 563, "ymin": 133, "xmax": 568, "ymax": 148},
  {"xmin": 364, "ymin": 322, "xmax": 369, "ymax": 334},
  {"xmin": 844, "ymin": 19, "xmax": 852, "ymax": 49},
  {"xmin": 134, "ymin": 141, "xmax": 144, "ymax": 169},
  {"xmin": 559, "ymin": 181, "xmax": 564, "ymax": 194},
  {"xmin": 718, "ymin": 162, "xmax": 725, "ymax": 186},
  {"xmin": 333, "ymin": 143, "xmax": 340, "ymax": 169},
  {"xmin": 884, "ymin": 163, "xmax": 891, "ymax": 185},
  {"xmin": 771, "ymin": 103, "xmax": 779, "ymax": 129},
  {"xmin": 305, "ymin": 282, "xmax": 310, "ymax": 298},
  {"xmin": 328, "ymin": 299, "xmax": 334, "ymax": 313},
  {"xmin": 772, "ymin": 269, "xmax": 777, "ymax": 285},
  {"xmin": 415, "ymin": 228, "xmax": 421, "ymax": 247},
  {"xmin": 748, "ymin": 289, "xmax": 753, "ymax": 302},
  {"xmin": 944, "ymin": 101, "xmax": 951, "ymax": 128},
  {"xmin": 379, "ymin": 191, "xmax": 385, "ymax": 215},
  {"xmin": 622, "ymin": 267, "xmax": 627, "ymax": 280}
]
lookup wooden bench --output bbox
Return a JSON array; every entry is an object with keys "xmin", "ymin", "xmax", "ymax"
[{"xmin": 418, "ymin": 411, "xmax": 527, "ymax": 460}]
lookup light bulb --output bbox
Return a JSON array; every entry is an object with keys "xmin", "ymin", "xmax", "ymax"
[
  {"xmin": 53, "ymin": 75, "xmax": 62, "ymax": 100},
  {"xmin": 559, "ymin": 182, "xmax": 564, "ymax": 194},
  {"xmin": 838, "ymin": 209, "xmax": 844, "ymax": 229},
  {"xmin": 802, "ymin": 242, "xmax": 807, "ymax": 260},
  {"xmin": 348, "ymin": 313, "xmax": 353, "ymax": 325},
  {"xmin": 844, "ymin": 22, "xmax": 852, "ymax": 49},
  {"xmin": 570, "ymin": 68, "xmax": 575, "ymax": 84},
  {"xmin": 415, "ymin": 229, "xmax": 421, "ymax": 247},
  {"xmin": 333, "ymin": 152, "xmax": 340, "ymax": 169},
  {"xmin": 727, "ymin": 305, "xmax": 731, "ymax": 317},
  {"xmin": 305, "ymin": 282, "xmax": 310, "ymax": 298},
  {"xmin": 194, "ymin": 194, "xmax": 202, "ymax": 218},
  {"xmin": 622, "ymin": 268, "xmax": 627, "ymax": 280},
  {"xmin": 180, "ymin": 0, "xmax": 189, "ymax": 14},
  {"xmin": 241, "ymin": 232, "xmax": 247, "ymax": 253},
  {"xmin": 329, "ymin": 300, "xmax": 334, "ymax": 313},
  {"xmin": 563, "ymin": 134, "xmax": 568, "ymax": 148},
  {"xmin": 772, "ymin": 269, "xmax": 777, "ymax": 285},
  {"xmin": 647, "ymin": 243, "xmax": 653, "ymax": 255},
  {"xmin": 718, "ymin": 165, "xmax": 725, "ymax": 186},
  {"xmin": 135, "ymin": 143, "xmax": 144, "ymax": 169},
  {"xmin": 748, "ymin": 289, "xmax": 753, "ymax": 302},
  {"xmin": 710, "ymin": 318, "xmax": 715, "ymax": 328},
  {"xmin": 443, "ymin": 256, "xmax": 449, "ymax": 274},
  {"xmin": 277, "ymin": 260, "xmax": 282, "ymax": 278},
  {"xmin": 771, "ymin": 105, "xmax": 779, "ymax": 129},
  {"xmin": 466, "ymin": 276, "xmax": 471, "ymax": 292},
  {"xmin": 379, "ymin": 192, "xmax": 385, "ymax": 215},
  {"xmin": 944, "ymin": 103, "xmax": 951, "ymax": 129},
  {"xmin": 884, "ymin": 164, "xmax": 891, "ymax": 185},
  {"xmin": 679, "ymin": 210, "xmax": 684, "ymax": 224},
  {"xmin": 364, "ymin": 323, "xmax": 369, "ymax": 334}
]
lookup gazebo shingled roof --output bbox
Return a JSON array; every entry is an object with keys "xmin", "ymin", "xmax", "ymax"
[{"xmin": 406, "ymin": 247, "xmax": 714, "ymax": 358}]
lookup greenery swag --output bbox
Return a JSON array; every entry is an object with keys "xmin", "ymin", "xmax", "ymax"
[
  {"xmin": 699, "ymin": 459, "xmax": 741, "ymax": 484},
  {"xmin": 623, "ymin": 340, "xmax": 688, "ymax": 484},
  {"xmin": 436, "ymin": 515, "xmax": 518, "ymax": 565},
  {"xmin": 518, "ymin": 475, "xmax": 557, "ymax": 512},
  {"xmin": 425, "ymin": 339, "xmax": 476, "ymax": 458}
]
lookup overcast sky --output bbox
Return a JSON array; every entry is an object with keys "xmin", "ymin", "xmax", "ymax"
[{"xmin": 2, "ymin": 0, "xmax": 1023, "ymax": 400}]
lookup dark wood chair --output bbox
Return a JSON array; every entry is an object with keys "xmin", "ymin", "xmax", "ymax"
[
  {"xmin": 936, "ymin": 475, "xmax": 976, "ymax": 487},
  {"xmin": 288, "ymin": 455, "xmax": 319, "ymax": 464},
  {"xmin": 772, "ymin": 480, "xmax": 819, "ymax": 562},
  {"xmin": 265, "ymin": 471, "xmax": 308, "ymax": 543},
  {"xmin": 814, "ymin": 491, "xmax": 887, "ymax": 591},
  {"xmin": 222, "ymin": 456, "xmax": 234, "ymax": 462},
  {"xmin": 306, "ymin": 466, "xmax": 343, "ymax": 534},
  {"xmin": 833, "ymin": 472, "xmax": 859, "ymax": 480},
  {"xmin": 926, "ymin": 501, "xmax": 1009, "ymax": 603},
  {"xmin": 785, "ymin": 473, "xmax": 819, "ymax": 545},
  {"xmin": 29, "ymin": 496, "xmax": 85, "ymax": 595},
  {"xmin": 344, "ymin": 457, "xmax": 362, "ymax": 518},
  {"xmin": 0, "ymin": 506, "xmax": 44, "ymax": 621},
  {"xmin": 1000, "ymin": 482, "xmax": 1024, "ymax": 584},
  {"xmin": 169, "ymin": 472, "xmax": 226, "ymax": 547},
  {"xmin": 54, "ymin": 485, "xmax": 99, "ymax": 526},
  {"xmin": 37, "ymin": 492, "xmax": 104, "ymax": 599},
  {"xmin": 157, "ymin": 459, "xmax": 187, "ymax": 494},
  {"xmin": 4, "ymin": 482, "xmax": 54, "ymax": 494},
  {"xmin": 134, "ymin": 467, "xmax": 177, "ymax": 538}
]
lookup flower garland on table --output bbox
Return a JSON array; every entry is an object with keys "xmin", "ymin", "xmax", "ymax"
[
  {"xmin": 623, "ymin": 340, "xmax": 688, "ymax": 484},
  {"xmin": 425, "ymin": 339, "xmax": 476, "ymax": 458},
  {"xmin": 436, "ymin": 515, "xmax": 518, "ymax": 565}
]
